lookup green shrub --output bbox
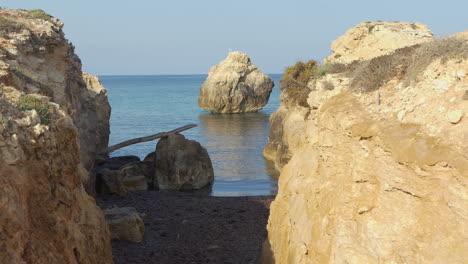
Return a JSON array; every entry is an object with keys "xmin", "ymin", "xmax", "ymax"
[
  {"xmin": 350, "ymin": 45, "xmax": 418, "ymax": 92},
  {"xmin": 16, "ymin": 95, "xmax": 52, "ymax": 124},
  {"xmin": 25, "ymin": 9, "xmax": 52, "ymax": 22},
  {"xmin": 280, "ymin": 60, "xmax": 318, "ymax": 107}
]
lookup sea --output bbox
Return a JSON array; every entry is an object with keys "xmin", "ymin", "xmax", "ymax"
[{"xmin": 99, "ymin": 74, "xmax": 282, "ymax": 196}]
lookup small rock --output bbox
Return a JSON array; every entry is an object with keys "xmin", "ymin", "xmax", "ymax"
[
  {"xmin": 103, "ymin": 207, "xmax": 145, "ymax": 243},
  {"xmin": 456, "ymin": 70, "xmax": 465, "ymax": 79},
  {"xmin": 120, "ymin": 164, "xmax": 148, "ymax": 191},
  {"xmin": 98, "ymin": 168, "xmax": 127, "ymax": 196},
  {"xmin": 397, "ymin": 110, "xmax": 406, "ymax": 121},
  {"xmin": 448, "ymin": 110, "xmax": 463, "ymax": 124},
  {"xmin": 463, "ymin": 90, "xmax": 468, "ymax": 100}
]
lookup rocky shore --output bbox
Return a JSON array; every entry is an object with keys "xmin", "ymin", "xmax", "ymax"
[
  {"xmin": 2, "ymin": 7, "xmax": 467, "ymax": 264},
  {"xmin": 0, "ymin": 9, "xmax": 273, "ymax": 264}
]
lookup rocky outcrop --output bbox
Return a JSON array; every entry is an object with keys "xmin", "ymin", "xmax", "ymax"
[
  {"xmin": 103, "ymin": 207, "xmax": 145, "ymax": 243},
  {"xmin": 198, "ymin": 51, "xmax": 274, "ymax": 113},
  {"xmin": 82, "ymin": 72, "xmax": 111, "ymax": 157},
  {"xmin": 0, "ymin": 9, "xmax": 111, "ymax": 194},
  {"xmin": 0, "ymin": 9, "xmax": 113, "ymax": 263},
  {"xmin": 152, "ymin": 134, "xmax": 214, "ymax": 190},
  {"xmin": 325, "ymin": 21, "xmax": 434, "ymax": 64},
  {"xmin": 0, "ymin": 97, "xmax": 113, "ymax": 263},
  {"xmin": 263, "ymin": 27, "xmax": 468, "ymax": 263}
]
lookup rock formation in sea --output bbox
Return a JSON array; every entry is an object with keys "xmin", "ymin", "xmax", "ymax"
[
  {"xmin": 0, "ymin": 9, "xmax": 113, "ymax": 263},
  {"xmin": 0, "ymin": 8, "xmax": 111, "ymax": 195},
  {"xmin": 198, "ymin": 51, "xmax": 274, "ymax": 113},
  {"xmin": 263, "ymin": 22, "xmax": 468, "ymax": 263}
]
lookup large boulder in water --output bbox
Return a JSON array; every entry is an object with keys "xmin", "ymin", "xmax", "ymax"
[
  {"xmin": 198, "ymin": 51, "xmax": 274, "ymax": 113},
  {"xmin": 152, "ymin": 134, "xmax": 214, "ymax": 190}
]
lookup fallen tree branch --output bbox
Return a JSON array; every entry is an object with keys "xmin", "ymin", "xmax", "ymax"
[{"xmin": 99, "ymin": 124, "xmax": 197, "ymax": 155}]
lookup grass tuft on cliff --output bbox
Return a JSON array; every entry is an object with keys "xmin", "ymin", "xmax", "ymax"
[
  {"xmin": 16, "ymin": 95, "xmax": 52, "ymax": 125},
  {"xmin": 25, "ymin": 9, "xmax": 53, "ymax": 22},
  {"xmin": 403, "ymin": 37, "xmax": 468, "ymax": 85},
  {"xmin": 351, "ymin": 37, "xmax": 468, "ymax": 92}
]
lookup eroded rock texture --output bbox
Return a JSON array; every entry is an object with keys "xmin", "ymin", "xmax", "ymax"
[
  {"xmin": 0, "ymin": 9, "xmax": 113, "ymax": 264},
  {"xmin": 325, "ymin": 21, "xmax": 434, "ymax": 64},
  {"xmin": 198, "ymin": 51, "xmax": 274, "ymax": 113},
  {"xmin": 0, "ymin": 9, "xmax": 111, "ymax": 194},
  {"xmin": 0, "ymin": 99, "xmax": 113, "ymax": 263},
  {"xmin": 263, "ymin": 24, "xmax": 467, "ymax": 263}
]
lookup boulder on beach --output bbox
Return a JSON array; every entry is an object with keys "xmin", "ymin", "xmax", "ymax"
[
  {"xmin": 96, "ymin": 158, "xmax": 148, "ymax": 195},
  {"xmin": 198, "ymin": 51, "xmax": 274, "ymax": 113},
  {"xmin": 103, "ymin": 207, "xmax": 145, "ymax": 243},
  {"xmin": 152, "ymin": 134, "xmax": 214, "ymax": 190}
]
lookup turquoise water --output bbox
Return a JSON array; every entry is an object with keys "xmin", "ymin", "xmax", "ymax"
[{"xmin": 99, "ymin": 74, "xmax": 281, "ymax": 196}]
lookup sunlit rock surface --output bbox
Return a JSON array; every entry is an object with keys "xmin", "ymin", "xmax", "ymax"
[
  {"xmin": 263, "ymin": 24, "xmax": 468, "ymax": 263},
  {"xmin": 198, "ymin": 51, "xmax": 274, "ymax": 113}
]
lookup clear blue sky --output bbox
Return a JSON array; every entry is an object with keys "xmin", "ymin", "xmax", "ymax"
[{"xmin": 2, "ymin": 0, "xmax": 467, "ymax": 75}]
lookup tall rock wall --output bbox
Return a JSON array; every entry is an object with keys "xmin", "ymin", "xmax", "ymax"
[
  {"xmin": 0, "ymin": 9, "xmax": 111, "ymax": 181},
  {"xmin": 0, "ymin": 96, "xmax": 113, "ymax": 263},
  {"xmin": 0, "ymin": 9, "xmax": 113, "ymax": 263},
  {"xmin": 263, "ymin": 23, "xmax": 468, "ymax": 263}
]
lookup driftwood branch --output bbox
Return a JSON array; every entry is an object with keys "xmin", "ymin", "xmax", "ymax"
[{"xmin": 99, "ymin": 124, "xmax": 197, "ymax": 155}]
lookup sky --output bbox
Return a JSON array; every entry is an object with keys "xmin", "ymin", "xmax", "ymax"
[{"xmin": 1, "ymin": 0, "xmax": 467, "ymax": 75}]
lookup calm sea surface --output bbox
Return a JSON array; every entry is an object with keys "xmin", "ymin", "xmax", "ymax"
[{"xmin": 99, "ymin": 74, "xmax": 282, "ymax": 196}]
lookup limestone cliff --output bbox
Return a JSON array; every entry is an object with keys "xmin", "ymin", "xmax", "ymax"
[
  {"xmin": 263, "ymin": 23, "xmax": 468, "ymax": 263},
  {"xmin": 198, "ymin": 51, "xmax": 274, "ymax": 113},
  {"xmin": 325, "ymin": 21, "xmax": 434, "ymax": 64},
  {"xmin": 0, "ymin": 9, "xmax": 111, "ymax": 193},
  {"xmin": 0, "ymin": 9, "xmax": 113, "ymax": 263}
]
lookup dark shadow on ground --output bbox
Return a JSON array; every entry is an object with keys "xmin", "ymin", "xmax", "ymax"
[{"xmin": 97, "ymin": 191, "xmax": 273, "ymax": 264}]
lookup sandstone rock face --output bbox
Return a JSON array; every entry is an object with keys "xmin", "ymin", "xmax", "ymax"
[
  {"xmin": 0, "ymin": 9, "xmax": 113, "ymax": 263},
  {"xmin": 263, "ymin": 34, "xmax": 468, "ymax": 263},
  {"xmin": 325, "ymin": 21, "xmax": 434, "ymax": 64},
  {"xmin": 0, "ymin": 9, "xmax": 111, "ymax": 194},
  {"xmin": 153, "ymin": 134, "xmax": 214, "ymax": 190},
  {"xmin": 82, "ymin": 72, "xmax": 111, "ymax": 156},
  {"xmin": 103, "ymin": 207, "xmax": 145, "ymax": 243},
  {"xmin": 198, "ymin": 51, "xmax": 274, "ymax": 113},
  {"xmin": 0, "ymin": 98, "xmax": 113, "ymax": 263}
]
